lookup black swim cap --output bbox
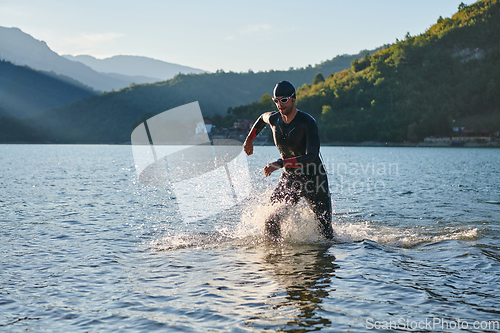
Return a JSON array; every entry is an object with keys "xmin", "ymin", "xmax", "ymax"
[{"xmin": 273, "ymin": 81, "xmax": 295, "ymax": 98}]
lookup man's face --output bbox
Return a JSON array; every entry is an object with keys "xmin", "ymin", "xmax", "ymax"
[{"xmin": 273, "ymin": 95, "xmax": 295, "ymax": 116}]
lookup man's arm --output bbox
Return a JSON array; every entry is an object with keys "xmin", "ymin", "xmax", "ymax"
[{"xmin": 243, "ymin": 112, "xmax": 273, "ymax": 156}]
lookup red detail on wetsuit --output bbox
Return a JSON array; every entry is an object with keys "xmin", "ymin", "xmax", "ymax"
[
  {"xmin": 283, "ymin": 157, "xmax": 300, "ymax": 168},
  {"xmin": 248, "ymin": 127, "xmax": 257, "ymax": 141}
]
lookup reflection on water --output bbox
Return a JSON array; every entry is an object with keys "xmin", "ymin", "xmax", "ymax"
[{"xmin": 260, "ymin": 243, "xmax": 338, "ymax": 331}]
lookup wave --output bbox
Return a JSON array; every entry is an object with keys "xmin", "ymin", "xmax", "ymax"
[
  {"xmin": 332, "ymin": 221, "xmax": 479, "ymax": 248},
  {"xmin": 149, "ymin": 200, "xmax": 481, "ymax": 251}
]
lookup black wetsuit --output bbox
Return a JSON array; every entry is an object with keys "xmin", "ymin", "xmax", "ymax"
[{"xmin": 248, "ymin": 110, "xmax": 334, "ymax": 240}]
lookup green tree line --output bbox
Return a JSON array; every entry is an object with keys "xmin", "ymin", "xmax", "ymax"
[
  {"xmin": 20, "ymin": 50, "xmax": 380, "ymax": 143},
  {"xmin": 3, "ymin": 1, "xmax": 499, "ymax": 144},
  {"xmin": 227, "ymin": 0, "xmax": 500, "ymax": 143}
]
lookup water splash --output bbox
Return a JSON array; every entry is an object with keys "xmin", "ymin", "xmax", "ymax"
[
  {"xmin": 237, "ymin": 201, "xmax": 325, "ymax": 243},
  {"xmin": 148, "ymin": 194, "xmax": 482, "ymax": 251},
  {"xmin": 331, "ymin": 219, "xmax": 479, "ymax": 248}
]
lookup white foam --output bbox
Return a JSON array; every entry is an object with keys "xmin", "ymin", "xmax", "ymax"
[
  {"xmin": 219, "ymin": 197, "xmax": 482, "ymax": 247},
  {"xmin": 331, "ymin": 220, "xmax": 479, "ymax": 248},
  {"xmin": 150, "ymin": 194, "xmax": 481, "ymax": 250}
]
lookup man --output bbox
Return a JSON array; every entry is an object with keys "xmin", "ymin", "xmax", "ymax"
[{"xmin": 243, "ymin": 80, "xmax": 334, "ymax": 241}]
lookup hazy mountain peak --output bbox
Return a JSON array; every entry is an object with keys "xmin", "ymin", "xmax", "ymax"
[
  {"xmin": 0, "ymin": 26, "xmax": 56, "ymax": 66},
  {"xmin": 62, "ymin": 54, "xmax": 208, "ymax": 80},
  {"xmin": 0, "ymin": 26, "xmax": 207, "ymax": 91}
]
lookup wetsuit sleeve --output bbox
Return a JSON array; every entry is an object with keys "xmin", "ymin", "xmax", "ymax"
[
  {"xmin": 246, "ymin": 112, "xmax": 273, "ymax": 141},
  {"xmin": 282, "ymin": 117, "xmax": 321, "ymax": 168}
]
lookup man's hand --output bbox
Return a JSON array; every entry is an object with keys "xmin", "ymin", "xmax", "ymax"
[
  {"xmin": 264, "ymin": 162, "xmax": 281, "ymax": 177},
  {"xmin": 243, "ymin": 139, "xmax": 254, "ymax": 156}
]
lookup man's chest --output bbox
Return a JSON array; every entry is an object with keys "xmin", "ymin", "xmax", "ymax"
[{"xmin": 272, "ymin": 121, "xmax": 305, "ymax": 148}]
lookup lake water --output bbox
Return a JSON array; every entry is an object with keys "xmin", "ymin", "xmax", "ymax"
[{"xmin": 1, "ymin": 144, "xmax": 499, "ymax": 332}]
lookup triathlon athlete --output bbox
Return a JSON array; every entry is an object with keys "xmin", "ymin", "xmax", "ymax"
[{"xmin": 243, "ymin": 81, "xmax": 334, "ymax": 241}]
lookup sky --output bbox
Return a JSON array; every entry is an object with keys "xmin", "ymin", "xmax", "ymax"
[{"xmin": 0, "ymin": 0, "xmax": 472, "ymax": 73}]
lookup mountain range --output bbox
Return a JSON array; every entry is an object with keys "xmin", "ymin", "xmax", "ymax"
[
  {"xmin": 26, "ymin": 49, "xmax": 380, "ymax": 143},
  {"xmin": 0, "ymin": 26, "xmax": 207, "ymax": 92},
  {"xmin": 4, "ymin": 0, "xmax": 496, "ymax": 144},
  {"xmin": 62, "ymin": 54, "xmax": 206, "ymax": 83},
  {"xmin": 0, "ymin": 25, "xmax": 378, "ymax": 143}
]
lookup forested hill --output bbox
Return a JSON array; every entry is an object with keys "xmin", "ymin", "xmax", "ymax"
[
  {"xmin": 0, "ymin": 60, "xmax": 97, "ymax": 143},
  {"xmin": 26, "ymin": 49, "xmax": 379, "ymax": 143},
  {"xmin": 0, "ymin": 60, "xmax": 96, "ymax": 118},
  {"xmin": 9, "ymin": 1, "xmax": 500, "ymax": 144},
  {"xmin": 296, "ymin": 0, "xmax": 500, "ymax": 142},
  {"xmin": 229, "ymin": 0, "xmax": 500, "ymax": 143}
]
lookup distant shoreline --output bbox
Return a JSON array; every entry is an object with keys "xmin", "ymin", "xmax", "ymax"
[
  {"xmin": 1, "ymin": 141, "xmax": 499, "ymax": 148},
  {"xmin": 322, "ymin": 141, "xmax": 500, "ymax": 148}
]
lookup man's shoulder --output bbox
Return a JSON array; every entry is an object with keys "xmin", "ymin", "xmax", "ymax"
[
  {"xmin": 267, "ymin": 111, "xmax": 281, "ymax": 123},
  {"xmin": 296, "ymin": 110, "xmax": 317, "ymax": 123}
]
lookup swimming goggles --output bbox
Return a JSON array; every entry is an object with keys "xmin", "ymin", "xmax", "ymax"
[{"xmin": 272, "ymin": 93, "xmax": 295, "ymax": 104}]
